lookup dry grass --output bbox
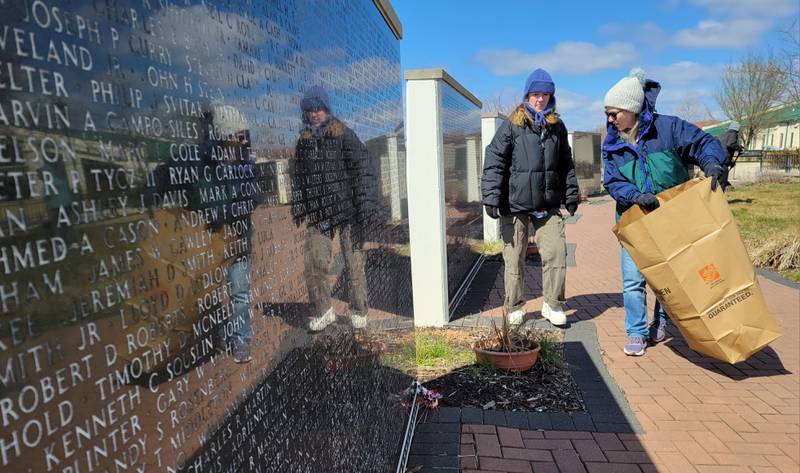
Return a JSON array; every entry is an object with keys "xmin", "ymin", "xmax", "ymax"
[
  {"xmin": 382, "ymin": 326, "xmax": 564, "ymax": 382},
  {"xmin": 727, "ymin": 179, "xmax": 800, "ymax": 281},
  {"xmin": 750, "ymin": 236, "xmax": 800, "ymax": 271}
]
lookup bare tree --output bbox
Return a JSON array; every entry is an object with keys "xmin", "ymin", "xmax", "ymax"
[
  {"xmin": 701, "ymin": 103, "xmax": 719, "ymax": 122},
  {"xmin": 482, "ymin": 89, "xmax": 519, "ymax": 116},
  {"xmin": 714, "ymin": 51, "xmax": 785, "ymax": 148},
  {"xmin": 779, "ymin": 20, "xmax": 800, "ymax": 104},
  {"xmin": 675, "ymin": 97, "xmax": 705, "ymax": 122}
]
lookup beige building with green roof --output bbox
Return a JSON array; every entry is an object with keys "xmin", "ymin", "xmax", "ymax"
[{"xmin": 703, "ymin": 103, "xmax": 800, "ymax": 151}]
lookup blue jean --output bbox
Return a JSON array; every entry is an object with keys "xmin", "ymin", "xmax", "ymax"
[
  {"xmin": 228, "ymin": 258, "xmax": 252, "ymax": 347},
  {"xmin": 621, "ymin": 246, "xmax": 668, "ymax": 337}
]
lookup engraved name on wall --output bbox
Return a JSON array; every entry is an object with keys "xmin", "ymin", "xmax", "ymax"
[{"xmin": 0, "ymin": 1, "xmax": 411, "ymax": 472}]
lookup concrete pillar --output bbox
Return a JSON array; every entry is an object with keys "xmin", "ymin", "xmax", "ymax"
[
  {"xmin": 405, "ymin": 73, "xmax": 448, "ymax": 327},
  {"xmin": 275, "ymin": 160, "xmax": 290, "ymax": 204},
  {"xmin": 387, "ymin": 133, "xmax": 402, "ymax": 220},
  {"xmin": 481, "ymin": 112, "xmax": 505, "ymax": 242},
  {"xmin": 465, "ymin": 135, "xmax": 480, "ymax": 202}
]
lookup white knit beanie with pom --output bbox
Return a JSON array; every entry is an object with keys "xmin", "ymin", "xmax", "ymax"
[{"xmin": 604, "ymin": 68, "xmax": 647, "ymax": 114}]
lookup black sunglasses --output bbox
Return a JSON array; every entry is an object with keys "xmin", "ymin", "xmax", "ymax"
[{"xmin": 605, "ymin": 110, "xmax": 622, "ymax": 119}]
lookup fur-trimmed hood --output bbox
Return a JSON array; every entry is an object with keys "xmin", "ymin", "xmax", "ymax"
[
  {"xmin": 482, "ymin": 102, "xmax": 580, "ymax": 213},
  {"xmin": 299, "ymin": 116, "xmax": 347, "ymax": 139},
  {"xmin": 509, "ymin": 105, "xmax": 561, "ymax": 128}
]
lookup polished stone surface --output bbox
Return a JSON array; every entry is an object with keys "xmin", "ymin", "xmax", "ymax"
[
  {"xmin": 0, "ymin": 1, "xmax": 412, "ymax": 471},
  {"xmin": 441, "ymin": 83, "xmax": 483, "ymax": 299}
]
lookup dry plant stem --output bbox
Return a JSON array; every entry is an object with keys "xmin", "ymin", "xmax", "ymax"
[{"xmin": 485, "ymin": 308, "xmax": 535, "ymax": 354}]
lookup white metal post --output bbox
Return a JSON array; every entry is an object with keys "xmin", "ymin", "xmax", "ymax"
[
  {"xmin": 481, "ymin": 112, "xmax": 505, "ymax": 242},
  {"xmin": 405, "ymin": 76, "xmax": 448, "ymax": 327}
]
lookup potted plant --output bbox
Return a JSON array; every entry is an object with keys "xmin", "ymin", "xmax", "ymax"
[{"xmin": 473, "ymin": 309, "xmax": 541, "ymax": 372}]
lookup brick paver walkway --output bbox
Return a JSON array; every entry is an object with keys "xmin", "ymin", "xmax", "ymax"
[{"xmin": 454, "ymin": 197, "xmax": 800, "ymax": 473}]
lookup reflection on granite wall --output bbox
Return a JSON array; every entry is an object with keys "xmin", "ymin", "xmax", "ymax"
[
  {"xmin": 571, "ymin": 132, "xmax": 603, "ymax": 195},
  {"xmin": 0, "ymin": 1, "xmax": 414, "ymax": 472},
  {"xmin": 441, "ymin": 85, "xmax": 482, "ymax": 299}
]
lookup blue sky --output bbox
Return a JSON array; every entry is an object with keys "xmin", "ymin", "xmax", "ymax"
[{"xmin": 393, "ymin": 0, "xmax": 799, "ymax": 131}]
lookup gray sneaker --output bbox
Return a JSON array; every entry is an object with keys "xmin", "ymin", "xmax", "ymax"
[
  {"xmin": 309, "ymin": 307, "xmax": 336, "ymax": 332},
  {"xmin": 649, "ymin": 321, "xmax": 667, "ymax": 343},
  {"xmin": 508, "ymin": 308, "xmax": 525, "ymax": 325},
  {"xmin": 349, "ymin": 312, "xmax": 367, "ymax": 329},
  {"xmin": 623, "ymin": 336, "xmax": 647, "ymax": 356},
  {"xmin": 233, "ymin": 344, "xmax": 252, "ymax": 364}
]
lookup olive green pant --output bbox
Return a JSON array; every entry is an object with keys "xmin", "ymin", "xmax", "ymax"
[
  {"xmin": 500, "ymin": 210, "xmax": 567, "ymax": 312},
  {"xmin": 304, "ymin": 225, "xmax": 368, "ymax": 318}
]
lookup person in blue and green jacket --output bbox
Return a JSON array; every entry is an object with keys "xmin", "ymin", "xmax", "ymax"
[{"xmin": 602, "ymin": 69, "xmax": 725, "ymax": 357}]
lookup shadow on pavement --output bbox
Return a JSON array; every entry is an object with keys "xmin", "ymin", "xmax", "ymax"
[
  {"xmin": 665, "ymin": 336, "xmax": 791, "ymax": 380},
  {"xmin": 407, "ymin": 322, "xmax": 659, "ymax": 472}
]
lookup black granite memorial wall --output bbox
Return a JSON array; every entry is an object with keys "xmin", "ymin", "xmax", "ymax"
[
  {"xmin": 441, "ymin": 84, "xmax": 482, "ymax": 300},
  {"xmin": 0, "ymin": 1, "xmax": 412, "ymax": 472},
  {"xmin": 571, "ymin": 132, "xmax": 603, "ymax": 196}
]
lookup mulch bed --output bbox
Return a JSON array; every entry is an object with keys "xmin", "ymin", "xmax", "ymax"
[
  {"xmin": 423, "ymin": 357, "xmax": 584, "ymax": 412},
  {"xmin": 409, "ymin": 327, "xmax": 585, "ymax": 413}
]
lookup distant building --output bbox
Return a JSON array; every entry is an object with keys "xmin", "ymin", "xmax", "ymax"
[
  {"xmin": 703, "ymin": 103, "xmax": 800, "ymax": 151},
  {"xmin": 693, "ymin": 119, "xmax": 720, "ymax": 129}
]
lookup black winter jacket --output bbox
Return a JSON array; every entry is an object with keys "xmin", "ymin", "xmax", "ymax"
[
  {"xmin": 719, "ymin": 130, "xmax": 743, "ymax": 163},
  {"xmin": 482, "ymin": 106, "xmax": 580, "ymax": 213},
  {"xmin": 291, "ymin": 116, "xmax": 377, "ymax": 247}
]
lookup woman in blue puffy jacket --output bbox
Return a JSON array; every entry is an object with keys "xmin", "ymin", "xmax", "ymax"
[{"xmin": 602, "ymin": 69, "xmax": 725, "ymax": 356}]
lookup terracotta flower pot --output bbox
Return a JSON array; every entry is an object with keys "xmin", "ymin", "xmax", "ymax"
[{"xmin": 473, "ymin": 342, "xmax": 541, "ymax": 373}]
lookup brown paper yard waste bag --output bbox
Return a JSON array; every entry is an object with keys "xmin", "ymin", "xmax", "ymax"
[{"xmin": 612, "ymin": 178, "xmax": 781, "ymax": 364}]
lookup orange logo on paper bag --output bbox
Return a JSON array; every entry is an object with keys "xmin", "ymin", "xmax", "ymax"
[{"xmin": 698, "ymin": 264, "xmax": 721, "ymax": 283}]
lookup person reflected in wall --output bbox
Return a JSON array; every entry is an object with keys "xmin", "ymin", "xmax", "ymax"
[
  {"xmin": 718, "ymin": 121, "xmax": 743, "ymax": 190},
  {"xmin": 215, "ymin": 117, "xmax": 261, "ymax": 363},
  {"xmin": 601, "ymin": 69, "xmax": 725, "ymax": 357},
  {"xmin": 206, "ymin": 106, "xmax": 260, "ymax": 363},
  {"xmin": 147, "ymin": 105, "xmax": 258, "ymax": 364},
  {"xmin": 291, "ymin": 85, "xmax": 370, "ymax": 332},
  {"xmin": 482, "ymin": 68, "xmax": 580, "ymax": 328}
]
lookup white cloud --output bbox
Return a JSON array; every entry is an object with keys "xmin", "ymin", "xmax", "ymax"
[
  {"xmin": 671, "ymin": 0, "xmax": 798, "ymax": 49},
  {"xmin": 674, "ymin": 18, "xmax": 772, "ymax": 48},
  {"xmin": 656, "ymin": 87, "xmax": 720, "ymax": 121},
  {"xmin": 311, "ymin": 57, "xmax": 401, "ymax": 93},
  {"xmin": 474, "ymin": 42, "xmax": 638, "ymax": 76},
  {"xmin": 478, "ymin": 87, "xmax": 605, "ymax": 131},
  {"xmin": 602, "ymin": 0, "xmax": 797, "ymax": 50},
  {"xmin": 657, "ymin": 87, "xmax": 713, "ymax": 107},
  {"xmin": 647, "ymin": 61, "xmax": 726, "ymax": 84},
  {"xmin": 480, "ymin": 85, "xmax": 523, "ymax": 114},
  {"xmin": 556, "ymin": 90, "xmax": 602, "ymax": 113},
  {"xmin": 552, "ymin": 90, "xmax": 606, "ymax": 132},
  {"xmin": 598, "ymin": 22, "xmax": 670, "ymax": 50},
  {"xmin": 689, "ymin": 0, "xmax": 798, "ymax": 18}
]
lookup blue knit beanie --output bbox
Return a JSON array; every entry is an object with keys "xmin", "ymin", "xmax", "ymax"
[
  {"xmin": 301, "ymin": 85, "xmax": 331, "ymax": 112},
  {"xmin": 523, "ymin": 69, "xmax": 555, "ymax": 99}
]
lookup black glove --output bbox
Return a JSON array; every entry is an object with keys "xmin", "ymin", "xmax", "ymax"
[
  {"xmin": 484, "ymin": 205, "xmax": 499, "ymax": 219},
  {"xmin": 566, "ymin": 203, "xmax": 577, "ymax": 216},
  {"xmin": 635, "ymin": 193, "xmax": 660, "ymax": 211},
  {"xmin": 703, "ymin": 163, "xmax": 725, "ymax": 191}
]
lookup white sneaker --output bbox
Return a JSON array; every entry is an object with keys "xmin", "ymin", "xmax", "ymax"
[
  {"xmin": 309, "ymin": 307, "xmax": 336, "ymax": 331},
  {"xmin": 349, "ymin": 313, "xmax": 367, "ymax": 329},
  {"xmin": 541, "ymin": 302, "xmax": 567, "ymax": 326},
  {"xmin": 508, "ymin": 309, "xmax": 525, "ymax": 325}
]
